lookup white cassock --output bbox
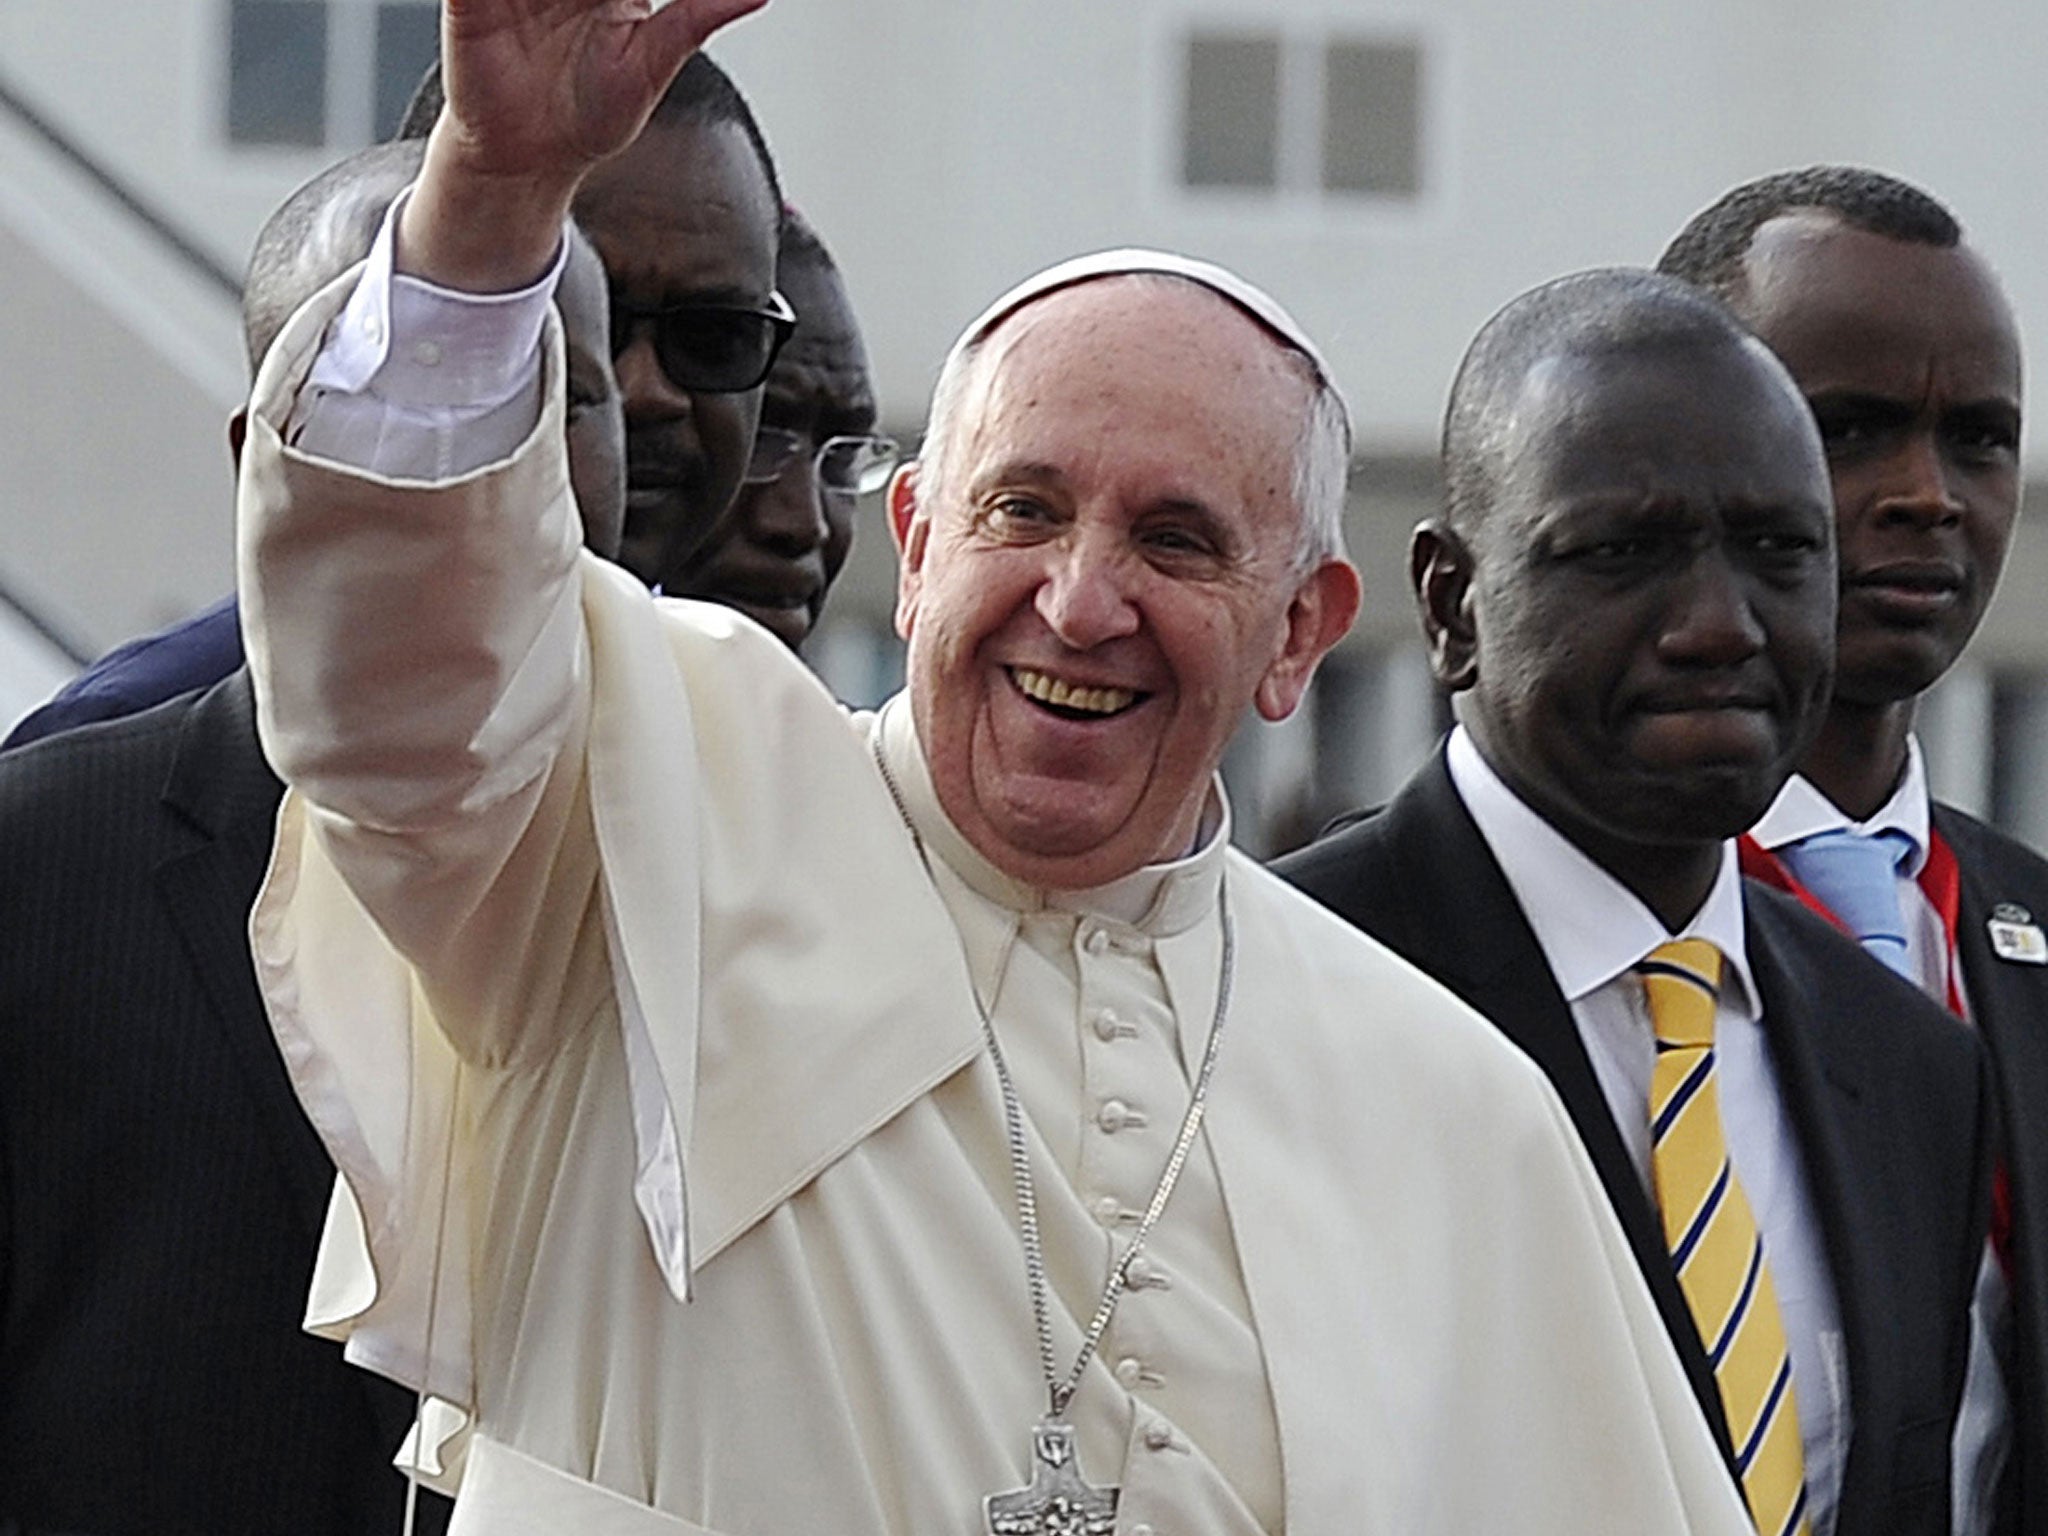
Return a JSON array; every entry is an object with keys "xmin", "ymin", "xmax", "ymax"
[{"xmin": 238, "ymin": 273, "xmax": 1754, "ymax": 1536}]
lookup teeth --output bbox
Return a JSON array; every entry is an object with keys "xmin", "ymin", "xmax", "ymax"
[{"xmin": 1013, "ymin": 667, "xmax": 1137, "ymax": 716}]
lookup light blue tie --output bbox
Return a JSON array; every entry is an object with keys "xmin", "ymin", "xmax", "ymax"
[{"xmin": 1779, "ymin": 827, "xmax": 1917, "ymax": 981}]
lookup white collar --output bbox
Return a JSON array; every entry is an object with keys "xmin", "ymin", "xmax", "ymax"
[
  {"xmin": 1749, "ymin": 735, "xmax": 1930, "ymax": 877},
  {"xmin": 1446, "ymin": 727, "xmax": 1758, "ymax": 1018},
  {"xmin": 874, "ymin": 694, "xmax": 1227, "ymax": 935}
]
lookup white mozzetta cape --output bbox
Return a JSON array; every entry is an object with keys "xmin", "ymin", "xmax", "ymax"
[{"xmin": 238, "ymin": 277, "xmax": 1753, "ymax": 1536}]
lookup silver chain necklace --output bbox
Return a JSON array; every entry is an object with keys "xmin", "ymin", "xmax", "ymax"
[{"xmin": 870, "ymin": 739, "xmax": 1237, "ymax": 1536}]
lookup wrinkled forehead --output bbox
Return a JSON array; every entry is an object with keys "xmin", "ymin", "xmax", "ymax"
[
  {"xmin": 1503, "ymin": 335, "xmax": 1830, "ymax": 511},
  {"xmin": 950, "ymin": 248, "xmax": 1348, "ymax": 438},
  {"xmin": 963, "ymin": 279, "xmax": 1315, "ymax": 443}
]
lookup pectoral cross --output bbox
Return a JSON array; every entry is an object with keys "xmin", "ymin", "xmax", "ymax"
[{"xmin": 983, "ymin": 1419, "xmax": 1119, "ymax": 1536}]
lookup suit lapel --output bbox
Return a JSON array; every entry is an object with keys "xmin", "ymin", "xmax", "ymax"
[
  {"xmin": 151, "ymin": 674, "xmax": 437, "ymax": 1463},
  {"xmin": 1740, "ymin": 897, "xmax": 1887, "ymax": 1523},
  {"xmin": 1369, "ymin": 759, "xmax": 1739, "ymax": 1463},
  {"xmin": 152, "ymin": 670, "xmax": 332, "ymax": 1234},
  {"xmin": 1934, "ymin": 805, "xmax": 2048, "ymax": 1529},
  {"xmin": 1941, "ymin": 809, "xmax": 2048, "ymax": 1244}
]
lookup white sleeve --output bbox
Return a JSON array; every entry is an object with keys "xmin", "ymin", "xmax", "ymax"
[
  {"xmin": 239, "ymin": 229, "xmax": 600, "ymax": 1068},
  {"xmin": 1951, "ymin": 1247, "xmax": 2013, "ymax": 1536},
  {"xmin": 284, "ymin": 186, "xmax": 567, "ymax": 481}
]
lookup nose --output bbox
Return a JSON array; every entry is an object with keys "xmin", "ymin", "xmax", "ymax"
[
  {"xmin": 1873, "ymin": 432, "xmax": 1966, "ymax": 529},
  {"xmin": 746, "ymin": 457, "xmax": 829, "ymax": 556},
  {"xmin": 1034, "ymin": 536, "xmax": 1141, "ymax": 650},
  {"xmin": 613, "ymin": 329, "xmax": 691, "ymax": 421},
  {"xmin": 1657, "ymin": 549, "xmax": 1765, "ymax": 668}
]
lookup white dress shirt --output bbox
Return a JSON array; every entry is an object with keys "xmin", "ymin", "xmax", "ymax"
[
  {"xmin": 1751, "ymin": 741, "xmax": 1962, "ymax": 1013},
  {"xmin": 287, "ymin": 188, "xmax": 559, "ymax": 481},
  {"xmin": 1449, "ymin": 727, "xmax": 1852, "ymax": 1533}
]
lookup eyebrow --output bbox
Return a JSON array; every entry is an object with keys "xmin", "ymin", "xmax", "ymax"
[{"xmin": 969, "ymin": 459, "xmax": 1068, "ymax": 495}]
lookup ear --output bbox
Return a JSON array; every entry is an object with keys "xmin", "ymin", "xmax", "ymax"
[
  {"xmin": 887, "ymin": 460, "xmax": 931, "ymax": 640},
  {"xmin": 226, "ymin": 409, "xmax": 249, "ymax": 470},
  {"xmin": 1253, "ymin": 557, "xmax": 1363, "ymax": 721},
  {"xmin": 1411, "ymin": 519, "xmax": 1478, "ymax": 693}
]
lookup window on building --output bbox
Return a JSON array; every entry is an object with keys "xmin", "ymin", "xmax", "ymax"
[
  {"xmin": 1179, "ymin": 26, "xmax": 1425, "ymax": 201},
  {"xmin": 225, "ymin": 0, "xmax": 439, "ymax": 149},
  {"xmin": 227, "ymin": 0, "xmax": 327, "ymax": 148},
  {"xmin": 1182, "ymin": 32, "xmax": 1280, "ymax": 190},
  {"xmin": 373, "ymin": 3, "xmax": 441, "ymax": 138}
]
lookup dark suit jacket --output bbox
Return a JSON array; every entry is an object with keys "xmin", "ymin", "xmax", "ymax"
[
  {"xmin": 1274, "ymin": 749, "xmax": 1993, "ymax": 1536},
  {"xmin": 2, "ymin": 596, "xmax": 242, "ymax": 753},
  {"xmin": 0, "ymin": 672, "xmax": 446, "ymax": 1536},
  {"xmin": 1933, "ymin": 801, "xmax": 2048, "ymax": 1535}
]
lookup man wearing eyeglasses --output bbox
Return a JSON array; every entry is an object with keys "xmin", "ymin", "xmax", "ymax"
[{"xmin": 652, "ymin": 208, "xmax": 894, "ymax": 649}]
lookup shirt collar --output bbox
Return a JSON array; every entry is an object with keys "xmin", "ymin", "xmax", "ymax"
[
  {"xmin": 1446, "ymin": 726, "xmax": 1758, "ymax": 1019},
  {"xmin": 1748, "ymin": 735, "xmax": 1930, "ymax": 877},
  {"xmin": 875, "ymin": 693, "xmax": 1227, "ymax": 936}
]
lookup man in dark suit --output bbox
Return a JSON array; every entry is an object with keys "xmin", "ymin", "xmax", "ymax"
[
  {"xmin": 1277, "ymin": 268, "xmax": 1994, "ymax": 1535},
  {"xmin": 0, "ymin": 142, "xmax": 625, "ymax": 1535},
  {"xmin": 1659, "ymin": 167, "xmax": 2043, "ymax": 1535}
]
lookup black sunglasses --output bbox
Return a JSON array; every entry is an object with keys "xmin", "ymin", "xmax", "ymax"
[{"xmin": 609, "ymin": 290, "xmax": 797, "ymax": 393}]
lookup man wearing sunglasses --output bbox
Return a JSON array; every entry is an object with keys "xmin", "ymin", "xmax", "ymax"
[
  {"xmin": 565, "ymin": 53, "xmax": 789, "ymax": 602},
  {"xmin": 403, "ymin": 54, "xmax": 802, "ymax": 638},
  {"xmin": 659, "ymin": 208, "xmax": 893, "ymax": 649}
]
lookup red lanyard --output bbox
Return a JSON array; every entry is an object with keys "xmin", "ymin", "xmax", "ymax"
[
  {"xmin": 1737, "ymin": 831, "xmax": 1963, "ymax": 1012},
  {"xmin": 1740, "ymin": 830, "xmax": 2006, "ymax": 1266}
]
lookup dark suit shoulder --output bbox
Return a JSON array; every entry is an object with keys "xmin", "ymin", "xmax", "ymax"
[
  {"xmin": 1, "ymin": 595, "xmax": 242, "ymax": 751},
  {"xmin": 1272, "ymin": 805, "xmax": 1392, "ymax": 906},
  {"xmin": 1269, "ymin": 754, "xmax": 1518, "ymax": 997},
  {"xmin": 1934, "ymin": 800, "xmax": 2048, "ymax": 897},
  {"xmin": 1745, "ymin": 880, "xmax": 1978, "ymax": 1057},
  {"xmin": 0, "ymin": 677, "xmax": 203, "ymax": 787},
  {"xmin": 0, "ymin": 689, "xmax": 196, "ymax": 869}
]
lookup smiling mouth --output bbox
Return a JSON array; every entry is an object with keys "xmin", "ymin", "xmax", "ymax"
[{"xmin": 1010, "ymin": 666, "xmax": 1143, "ymax": 719}]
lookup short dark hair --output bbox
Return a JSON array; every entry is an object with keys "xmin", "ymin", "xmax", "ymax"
[
  {"xmin": 395, "ymin": 53, "xmax": 781, "ymax": 208},
  {"xmin": 1442, "ymin": 267, "xmax": 1758, "ymax": 530},
  {"xmin": 241, "ymin": 139, "xmax": 426, "ymax": 371},
  {"xmin": 1656, "ymin": 165, "xmax": 1961, "ymax": 303},
  {"xmin": 777, "ymin": 204, "xmax": 831, "ymax": 276}
]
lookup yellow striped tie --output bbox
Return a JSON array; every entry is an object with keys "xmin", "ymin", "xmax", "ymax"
[{"xmin": 1640, "ymin": 938, "xmax": 1811, "ymax": 1536}]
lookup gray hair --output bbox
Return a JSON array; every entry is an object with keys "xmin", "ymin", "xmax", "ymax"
[{"xmin": 917, "ymin": 271, "xmax": 1351, "ymax": 570}]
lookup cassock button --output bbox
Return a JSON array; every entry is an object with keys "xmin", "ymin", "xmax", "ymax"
[
  {"xmin": 1091, "ymin": 1195, "xmax": 1125, "ymax": 1227},
  {"xmin": 1092, "ymin": 1009, "xmax": 1123, "ymax": 1042},
  {"xmin": 1114, "ymin": 1356, "xmax": 1147, "ymax": 1389},
  {"xmin": 1142, "ymin": 1423, "xmax": 1176, "ymax": 1452},
  {"xmin": 412, "ymin": 339, "xmax": 444, "ymax": 367},
  {"xmin": 1125, "ymin": 1253, "xmax": 1168, "ymax": 1289},
  {"xmin": 1097, "ymin": 1098, "xmax": 1131, "ymax": 1133},
  {"xmin": 1083, "ymin": 925, "xmax": 1110, "ymax": 956}
]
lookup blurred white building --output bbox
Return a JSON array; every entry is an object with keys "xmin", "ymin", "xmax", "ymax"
[{"xmin": 1, "ymin": 0, "xmax": 2043, "ymax": 847}]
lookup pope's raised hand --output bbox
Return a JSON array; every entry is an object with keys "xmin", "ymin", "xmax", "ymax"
[
  {"xmin": 404, "ymin": 0, "xmax": 768, "ymax": 292},
  {"xmin": 438, "ymin": 0, "xmax": 765, "ymax": 187}
]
